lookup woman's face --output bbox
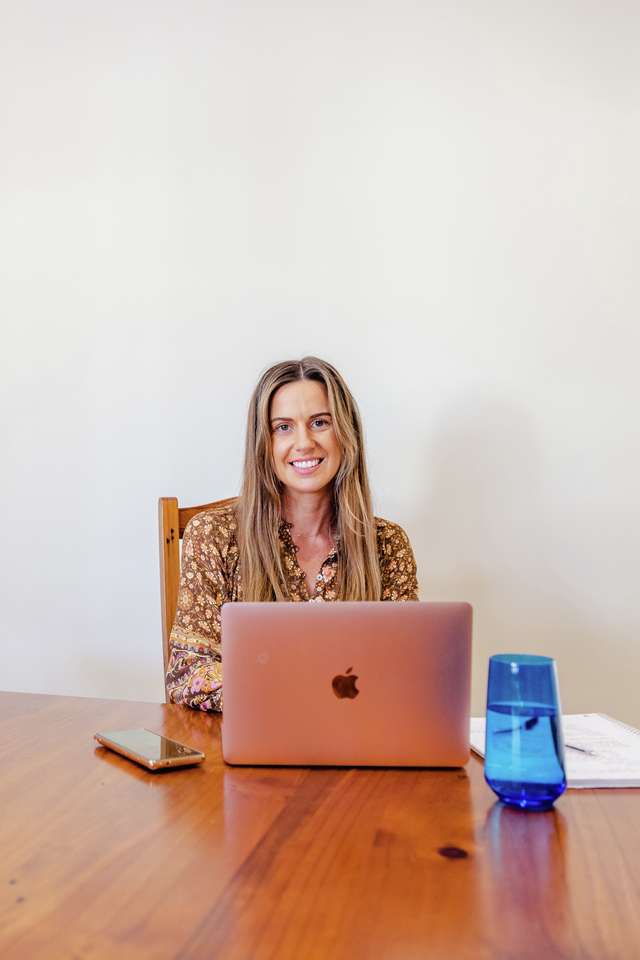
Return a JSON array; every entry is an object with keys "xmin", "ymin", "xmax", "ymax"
[{"xmin": 270, "ymin": 379, "xmax": 342, "ymax": 495}]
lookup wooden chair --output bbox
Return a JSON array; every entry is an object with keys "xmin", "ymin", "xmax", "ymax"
[{"xmin": 158, "ymin": 496, "xmax": 237, "ymax": 700}]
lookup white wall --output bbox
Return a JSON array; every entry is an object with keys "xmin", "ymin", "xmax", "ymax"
[{"xmin": 2, "ymin": 1, "xmax": 639, "ymax": 724}]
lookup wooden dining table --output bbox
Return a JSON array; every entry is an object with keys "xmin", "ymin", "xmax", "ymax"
[{"xmin": 1, "ymin": 691, "xmax": 639, "ymax": 959}]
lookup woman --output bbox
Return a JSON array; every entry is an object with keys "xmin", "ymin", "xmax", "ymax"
[{"xmin": 166, "ymin": 356, "xmax": 419, "ymax": 711}]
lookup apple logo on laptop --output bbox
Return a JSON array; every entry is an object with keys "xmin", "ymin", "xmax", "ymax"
[{"xmin": 332, "ymin": 666, "xmax": 359, "ymax": 700}]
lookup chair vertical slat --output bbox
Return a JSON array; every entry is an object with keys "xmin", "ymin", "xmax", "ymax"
[{"xmin": 159, "ymin": 497, "xmax": 180, "ymax": 700}]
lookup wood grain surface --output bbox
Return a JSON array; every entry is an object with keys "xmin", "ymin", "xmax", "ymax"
[{"xmin": 1, "ymin": 692, "xmax": 638, "ymax": 959}]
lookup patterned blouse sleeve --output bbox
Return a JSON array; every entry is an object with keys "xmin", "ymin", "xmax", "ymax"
[
  {"xmin": 165, "ymin": 514, "xmax": 228, "ymax": 712},
  {"xmin": 379, "ymin": 521, "xmax": 419, "ymax": 601}
]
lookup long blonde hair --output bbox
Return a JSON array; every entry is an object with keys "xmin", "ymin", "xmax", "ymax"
[{"xmin": 236, "ymin": 357, "xmax": 382, "ymax": 601}]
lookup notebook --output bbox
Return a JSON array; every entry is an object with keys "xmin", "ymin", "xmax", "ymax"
[{"xmin": 221, "ymin": 601, "xmax": 472, "ymax": 767}]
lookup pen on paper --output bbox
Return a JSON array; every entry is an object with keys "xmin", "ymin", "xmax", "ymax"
[
  {"xmin": 565, "ymin": 743, "xmax": 596, "ymax": 756},
  {"xmin": 491, "ymin": 722, "xmax": 597, "ymax": 756},
  {"xmin": 494, "ymin": 718, "xmax": 539, "ymax": 735}
]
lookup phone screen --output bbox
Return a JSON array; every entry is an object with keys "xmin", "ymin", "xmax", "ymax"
[{"xmin": 97, "ymin": 729, "xmax": 202, "ymax": 760}]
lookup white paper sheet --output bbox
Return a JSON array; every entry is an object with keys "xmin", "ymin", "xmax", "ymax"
[{"xmin": 470, "ymin": 713, "xmax": 640, "ymax": 788}]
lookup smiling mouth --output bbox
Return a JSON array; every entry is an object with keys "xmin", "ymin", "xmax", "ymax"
[{"xmin": 289, "ymin": 458, "xmax": 324, "ymax": 473}]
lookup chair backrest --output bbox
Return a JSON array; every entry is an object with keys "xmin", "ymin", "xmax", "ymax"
[{"xmin": 158, "ymin": 495, "xmax": 237, "ymax": 700}]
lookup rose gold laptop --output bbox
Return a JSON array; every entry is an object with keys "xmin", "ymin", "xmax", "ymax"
[{"xmin": 221, "ymin": 602, "xmax": 471, "ymax": 767}]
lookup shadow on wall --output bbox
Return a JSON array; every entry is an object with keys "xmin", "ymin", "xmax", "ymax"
[{"xmin": 415, "ymin": 394, "xmax": 610, "ymax": 716}]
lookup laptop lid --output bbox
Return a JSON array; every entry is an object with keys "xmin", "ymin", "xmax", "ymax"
[{"xmin": 221, "ymin": 601, "xmax": 472, "ymax": 767}]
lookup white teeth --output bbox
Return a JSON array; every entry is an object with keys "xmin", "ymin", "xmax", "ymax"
[{"xmin": 292, "ymin": 459, "xmax": 321, "ymax": 469}]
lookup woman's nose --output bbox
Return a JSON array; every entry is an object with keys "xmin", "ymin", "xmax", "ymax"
[{"xmin": 294, "ymin": 425, "xmax": 314, "ymax": 451}]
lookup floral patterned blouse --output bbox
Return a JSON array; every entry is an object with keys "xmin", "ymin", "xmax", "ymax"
[{"xmin": 166, "ymin": 503, "xmax": 419, "ymax": 712}]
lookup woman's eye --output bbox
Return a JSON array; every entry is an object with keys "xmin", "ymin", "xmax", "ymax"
[
  {"xmin": 275, "ymin": 423, "xmax": 290, "ymax": 433},
  {"xmin": 312, "ymin": 418, "xmax": 329, "ymax": 428}
]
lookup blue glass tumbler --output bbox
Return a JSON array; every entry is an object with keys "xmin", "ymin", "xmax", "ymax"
[{"xmin": 485, "ymin": 654, "xmax": 567, "ymax": 811}]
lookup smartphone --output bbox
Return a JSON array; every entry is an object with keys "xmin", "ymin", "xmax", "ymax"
[{"xmin": 94, "ymin": 728, "xmax": 205, "ymax": 771}]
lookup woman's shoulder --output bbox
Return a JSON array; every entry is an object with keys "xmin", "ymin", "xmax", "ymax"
[
  {"xmin": 183, "ymin": 501, "xmax": 238, "ymax": 556},
  {"xmin": 374, "ymin": 516, "xmax": 418, "ymax": 598},
  {"xmin": 373, "ymin": 516, "xmax": 414, "ymax": 552}
]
